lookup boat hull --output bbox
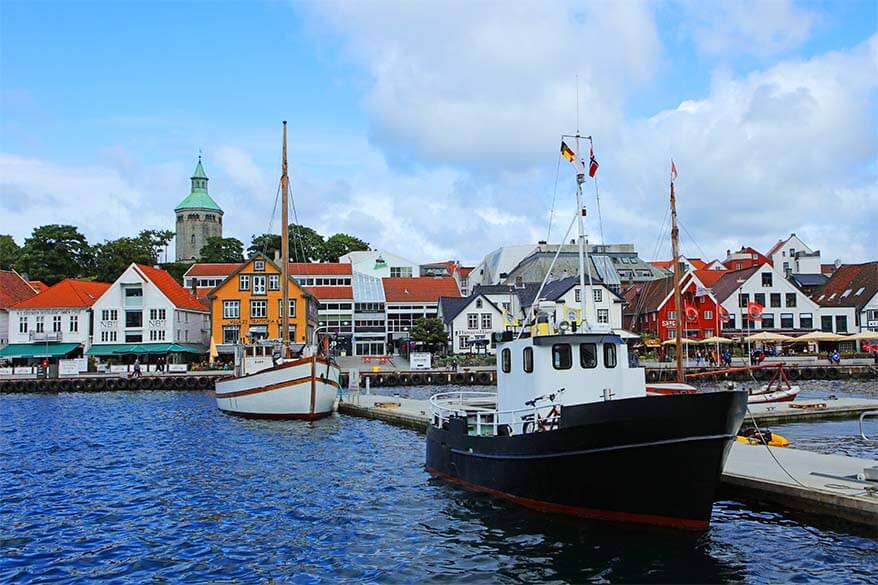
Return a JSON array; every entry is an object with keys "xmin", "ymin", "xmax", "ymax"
[
  {"xmin": 215, "ymin": 356, "xmax": 340, "ymax": 420},
  {"xmin": 426, "ymin": 390, "xmax": 747, "ymax": 530}
]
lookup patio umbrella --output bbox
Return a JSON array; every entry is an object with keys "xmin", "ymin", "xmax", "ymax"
[
  {"xmin": 700, "ymin": 336, "xmax": 734, "ymax": 344},
  {"xmin": 209, "ymin": 336, "xmax": 218, "ymax": 365},
  {"xmin": 661, "ymin": 338, "xmax": 697, "ymax": 345},
  {"xmin": 845, "ymin": 330, "xmax": 878, "ymax": 341},
  {"xmin": 745, "ymin": 331, "xmax": 795, "ymax": 342},
  {"xmin": 793, "ymin": 330, "xmax": 848, "ymax": 342}
]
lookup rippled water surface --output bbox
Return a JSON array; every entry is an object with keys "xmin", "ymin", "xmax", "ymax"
[{"xmin": 2, "ymin": 388, "xmax": 876, "ymax": 584}]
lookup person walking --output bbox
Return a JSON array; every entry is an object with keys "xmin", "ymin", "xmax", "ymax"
[{"xmin": 133, "ymin": 357, "xmax": 142, "ymax": 378}]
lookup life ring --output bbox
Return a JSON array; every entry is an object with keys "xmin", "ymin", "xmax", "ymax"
[
  {"xmin": 477, "ymin": 372, "xmax": 491, "ymax": 384},
  {"xmin": 465, "ymin": 373, "xmax": 477, "ymax": 385},
  {"xmin": 72, "ymin": 380, "xmax": 84, "ymax": 392},
  {"xmin": 185, "ymin": 377, "xmax": 199, "ymax": 389},
  {"xmin": 385, "ymin": 374, "xmax": 399, "ymax": 387},
  {"xmin": 452, "ymin": 373, "xmax": 465, "ymax": 385},
  {"xmin": 647, "ymin": 370, "xmax": 659, "ymax": 382},
  {"xmin": 139, "ymin": 377, "xmax": 154, "ymax": 390},
  {"xmin": 197, "ymin": 376, "xmax": 211, "ymax": 390},
  {"xmin": 116, "ymin": 378, "xmax": 130, "ymax": 390},
  {"xmin": 786, "ymin": 368, "xmax": 799, "ymax": 380},
  {"xmin": 93, "ymin": 378, "xmax": 107, "ymax": 391},
  {"xmin": 374, "ymin": 375, "xmax": 385, "ymax": 387},
  {"xmin": 411, "ymin": 373, "xmax": 424, "ymax": 385},
  {"xmin": 423, "ymin": 374, "xmax": 433, "ymax": 385},
  {"xmin": 826, "ymin": 367, "xmax": 839, "ymax": 379},
  {"xmin": 399, "ymin": 374, "xmax": 411, "ymax": 385},
  {"xmin": 799, "ymin": 368, "xmax": 812, "ymax": 380}
]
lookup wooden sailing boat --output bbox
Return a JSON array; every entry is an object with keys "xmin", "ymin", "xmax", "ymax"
[{"xmin": 214, "ymin": 121, "xmax": 341, "ymax": 420}]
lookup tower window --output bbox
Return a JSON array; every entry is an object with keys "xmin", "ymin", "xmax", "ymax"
[{"xmin": 191, "ymin": 234, "xmax": 196, "ymax": 244}]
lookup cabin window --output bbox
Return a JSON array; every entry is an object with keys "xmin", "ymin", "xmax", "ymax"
[
  {"xmin": 604, "ymin": 343, "xmax": 617, "ymax": 368},
  {"xmin": 501, "ymin": 348, "xmax": 511, "ymax": 373},
  {"xmin": 580, "ymin": 343, "xmax": 597, "ymax": 368},
  {"xmin": 523, "ymin": 347, "xmax": 533, "ymax": 373},
  {"xmin": 552, "ymin": 344, "xmax": 572, "ymax": 370}
]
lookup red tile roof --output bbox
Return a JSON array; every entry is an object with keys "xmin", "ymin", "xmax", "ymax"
[
  {"xmin": 29, "ymin": 280, "xmax": 49, "ymax": 293},
  {"xmin": 12, "ymin": 279, "xmax": 110, "ymax": 309},
  {"xmin": 0, "ymin": 271, "xmax": 38, "ymax": 308},
  {"xmin": 693, "ymin": 269, "xmax": 726, "ymax": 288},
  {"xmin": 460, "ymin": 266, "xmax": 474, "ymax": 278},
  {"xmin": 813, "ymin": 262, "xmax": 878, "ymax": 310},
  {"xmin": 184, "ymin": 261, "xmax": 352, "ymax": 278},
  {"xmin": 382, "ymin": 277, "xmax": 460, "ymax": 302},
  {"xmin": 304, "ymin": 286, "xmax": 354, "ymax": 300},
  {"xmin": 765, "ymin": 238, "xmax": 785, "ymax": 257},
  {"xmin": 135, "ymin": 264, "xmax": 208, "ymax": 311}
]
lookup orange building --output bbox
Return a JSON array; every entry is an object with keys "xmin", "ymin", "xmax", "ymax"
[{"xmin": 207, "ymin": 254, "xmax": 316, "ymax": 354}]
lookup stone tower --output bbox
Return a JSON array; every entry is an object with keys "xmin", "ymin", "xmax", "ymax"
[{"xmin": 175, "ymin": 156, "xmax": 223, "ymax": 262}]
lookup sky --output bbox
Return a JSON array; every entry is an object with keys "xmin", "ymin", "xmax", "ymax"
[{"xmin": 0, "ymin": 0, "xmax": 876, "ymax": 266}]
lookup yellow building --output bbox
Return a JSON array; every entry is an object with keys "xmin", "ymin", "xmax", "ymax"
[{"xmin": 207, "ymin": 254, "xmax": 315, "ymax": 353}]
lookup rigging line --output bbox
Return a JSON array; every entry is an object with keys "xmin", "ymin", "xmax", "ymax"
[
  {"xmin": 632, "ymin": 203, "xmax": 671, "ymax": 323},
  {"xmin": 587, "ymin": 137, "xmax": 605, "ymax": 244},
  {"xmin": 679, "ymin": 220, "xmax": 712, "ymax": 264},
  {"xmin": 745, "ymin": 407, "xmax": 809, "ymax": 489},
  {"xmin": 517, "ymin": 210, "xmax": 579, "ymax": 340},
  {"xmin": 547, "ymin": 153, "xmax": 563, "ymax": 242},
  {"xmin": 263, "ymin": 180, "xmax": 282, "ymax": 259},
  {"xmin": 289, "ymin": 186, "xmax": 306, "ymax": 263}
]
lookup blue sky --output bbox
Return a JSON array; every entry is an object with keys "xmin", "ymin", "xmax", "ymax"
[{"xmin": 1, "ymin": 0, "xmax": 876, "ymax": 265}]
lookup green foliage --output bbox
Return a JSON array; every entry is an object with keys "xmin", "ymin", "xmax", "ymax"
[
  {"xmin": 138, "ymin": 229, "xmax": 174, "ymax": 262},
  {"xmin": 0, "ymin": 235, "xmax": 20, "ymax": 270},
  {"xmin": 16, "ymin": 225, "xmax": 93, "ymax": 284},
  {"xmin": 322, "ymin": 233, "xmax": 369, "ymax": 262},
  {"xmin": 409, "ymin": 317, "xmax": 448, "ymax": 347},
  {"xmin": 92, "ymin": 237, "xmax": 155, "ymax": 282},
  {"xmin": 248, "ymin": 233, "xmax": 281, "ymax": 259},
  {"xmin": 200, "ymin": 236, "xmax": 244, "ymax": 263},
  {"xmin": 289, "ymin": 225, "xmax": 325, "ymax": 263}
]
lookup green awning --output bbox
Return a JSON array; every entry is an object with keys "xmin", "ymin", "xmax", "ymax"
[
  {"xmin": 86, "ymin": 343, "xmax": 205, "ymax": 356},
  {"xmin": 0, "ymin": 343, "xmax": 81, "ymax": 359}
]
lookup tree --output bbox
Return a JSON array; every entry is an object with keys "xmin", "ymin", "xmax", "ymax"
[
  {"xmin": 138, "ymin": 229, "xmax": 175, "ymax": 263},
  {"xmin": 0, "ymin": 235, "xmax": 20, "ymax": 270},
  {"xmin": 160, "ymin": 262, "xmax": 191, "ymax": 285},
  {"xmin": 322, "ymin": 233, "xmax": 369, "ymax": 262},
  {"xmin": 289, "ymin": 224, "xmax": 325, "ymax": 262},
  {"xmin": 200, "ymin": 237, "xmax": 244, "ymax": 263},
  {"xmin": 248, "ymin": 233, "xmax": 281, "ymax": 259},
  {"xmin": 16, "ymin": 225, "xmax": 93, "ymax": 284},
  {"xmin": 410, "ymin": 317, "xmax": 449, "ymax": 352},
  {"xmin": 93, "ymin": 237, "xmax": 155, "ymax": 282}
]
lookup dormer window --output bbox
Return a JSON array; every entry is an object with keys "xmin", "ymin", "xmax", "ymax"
[
  {"xmin": 254, "ymin": 259, "xmax": 265, "ymax": 272},
  {"xmin": 475, "ymin": 299, "xmax": 482, "ymax": 309}
]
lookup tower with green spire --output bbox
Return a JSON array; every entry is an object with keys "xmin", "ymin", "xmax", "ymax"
[{"xmin": 175, "ymin": 156, "xmax": 224, "ymax": 262}]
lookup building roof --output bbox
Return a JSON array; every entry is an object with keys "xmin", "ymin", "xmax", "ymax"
[
  {"xmin": 627, "ymin": 276, "xmax": 674, "ymax": 314},
  {"xmin": 304, "ymin": 286, "xmax": 353, "ymax": 300},
  {"xmin": 711, "ymin": 267, "xmax": 760, "ymax": 303},
  {"xmin": 693, "ymin": 269, "xmax": 726, "ymax": 288},
  {"xmin": 184, "ymin": 263, "xmax": 240, "ymax": 277},
  {"xmin": 650, "ymin": 257, "xmax": 708, "ymax": 270},
  {"xmin": 438, "ymin": 293, "xmax": 502, "ymax": 324},
  {"xmin": 290, "ymin": 262, "xmax": 352, "ymax": 276},
  {"xmin": 29, "ymin": 280, "xmax": 48, "ymax": 293},
  {"xmin": 0, "ymin": 270, "xmax": 38, "ymax": 308},
  {"xmin": 203, "ymin": 254, "xmax": 314, "ymax": 303},
  {"xmin": 470, "ymin": 284, "xmax": 517, "ymax": 295},
  {"xmin": 813, "ymin": 262, "xmax": 878, "ymax": 310},
  {"xmin": 353, "ymin": 272, "xmax": 385, "ymax": 303},
  {"xmin": 175, "ymin": 158, "xmax": 222, "ymax": 212},
  {"xmin": 12, "ymin": 279, "xmax": 110, "ymax": 309},
  {"xmin": 134, "ymin": 264, "xmax": 208, "ymax": 311},
  {"xmin": 765, "ymin": 237, "xmax": 786, "ymax": 257},
  {"xmin": 382, "ymin": 277, "xmax": 460, "ymax": 303},
  {"xmin": 789, "ymin": 273, "xmax": 828, "ymax": 288}
]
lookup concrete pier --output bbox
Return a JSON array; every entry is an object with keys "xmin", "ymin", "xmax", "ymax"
[{"xmin": 338, "ymin": 393, "xmax": 878, "ymax": 529}]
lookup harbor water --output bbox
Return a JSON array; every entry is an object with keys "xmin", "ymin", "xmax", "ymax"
[{"xmin": 2, "ymin": 383, "xmax": 877, "ymax": 584}]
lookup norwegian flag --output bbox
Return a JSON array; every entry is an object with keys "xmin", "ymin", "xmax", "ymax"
[{"xmin": 588, "ymin": 147, "xmax": 599, "ymax": 178}]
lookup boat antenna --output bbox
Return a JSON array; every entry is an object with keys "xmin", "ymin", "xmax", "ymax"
[
  {"xmin": 669, "ymin": 159, "xmax": 684, "ymax": 383},
  {"xmin": 280, "ymin": 121, "xmax": 290, "ymax": 358},
  {"xmin": 574, "ymin": 133, "xmax": 593, "ymax": 331}
]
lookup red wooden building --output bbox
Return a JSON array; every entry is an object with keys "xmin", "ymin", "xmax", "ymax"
[{"xmin": 626, "ymin": 271, "xmax": 724, "ymax": 341}]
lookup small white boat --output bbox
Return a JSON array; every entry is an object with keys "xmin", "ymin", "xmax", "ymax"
[{"xmin": 746, "ymin": 385, "xmax": 800, "ymax": 404}]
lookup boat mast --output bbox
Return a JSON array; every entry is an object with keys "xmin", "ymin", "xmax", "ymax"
[
  {"xmin": 670, "ymin": 169, "xmax": 684, "ymax": 383},
  {"xmin": 280, "ymin": 121, "xmax": 290, "ymax": 358},
  {"xmin": 574, "ymin": 134, "xmax": 590, "ymax": 332}
]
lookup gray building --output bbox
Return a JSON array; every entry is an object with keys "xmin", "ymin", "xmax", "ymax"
[{"xmin": 175, "ymin": 157, "xmax": 223, "ymax": 262}]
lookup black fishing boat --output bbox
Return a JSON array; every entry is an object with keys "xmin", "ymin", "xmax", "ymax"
[{"xmin": 426, "ymin": 135, "xmax": 747, "ymax": 530}]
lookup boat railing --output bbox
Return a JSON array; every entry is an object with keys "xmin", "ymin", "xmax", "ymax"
[
  {"xmin": 859, "ymin": 411, "xmax": 877, "ymax": 441},
  {"xmin": 429, "ymin": 391, "xmax": 562, "ymax": 437}
]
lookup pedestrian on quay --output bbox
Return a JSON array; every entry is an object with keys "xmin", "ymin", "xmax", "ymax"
[
  {"xmin": 722, "ymin": 349, "xmax": 732, "ymax": 367},
  {"xmin": 133, "ymin": 358, "xmax": 142, "ymax": 378}
]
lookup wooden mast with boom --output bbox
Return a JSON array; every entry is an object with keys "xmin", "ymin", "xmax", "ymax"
[
  {"xmin": 670, "ymin": 165, "xmax": 684, "ymax": 383},
  {"xmin": 280, "ymin": 121, "xmax": 290, "ymax": 359}
]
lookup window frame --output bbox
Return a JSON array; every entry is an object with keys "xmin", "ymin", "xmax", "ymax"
[
  {"xmin": 603, "ymin": 343, "xmax": 617, "ymax": 368},
  {"xmin": 523, "ymin": 347, "xmax": 533, "ymax": 373},
  {"xmin": 580, "ymin": 343, "xmax": 597, "ymax": 368},
  {"xmin": 552, "ymin": 343, "xmax": 572, "ymax": 370},
  {"xmin": 501, "ymin": 348, "xmax": 511, "ymax": 373}
]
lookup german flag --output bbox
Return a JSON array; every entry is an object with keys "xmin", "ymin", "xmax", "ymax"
[{"xmin": 560, "ymin": 141, "xmax": 576, "ymax": 163}]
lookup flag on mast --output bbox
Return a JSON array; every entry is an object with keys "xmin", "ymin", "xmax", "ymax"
[
  {"xmin": 561, "ymin": 141, "xmax": 576, "ymax": 162},
  {"xmin": 588, "ymin": 147, "xmax": 599, "ymax": 177},
  {"xmin": 671, "ymin": 159, "xmax": 678, "ymax": 182}
]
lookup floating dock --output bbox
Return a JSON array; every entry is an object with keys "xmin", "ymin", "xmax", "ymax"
[{"xmin": 338, "ymin": 393, "xmax": 878, "ymax": 530}]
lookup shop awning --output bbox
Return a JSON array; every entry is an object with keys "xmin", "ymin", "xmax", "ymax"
[
  {"xmin": 86, "ymin": 343, "xmax": 205, "ymax": 356},
  {"xmin": 0, "ymin": 343, "xmax": 81, "ymax": 359}
]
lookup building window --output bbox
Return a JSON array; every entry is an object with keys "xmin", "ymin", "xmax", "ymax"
[
  {"xmin": 191, "ymin": 234, "xmax": 196, "ymax": 245},
  {"xmin": 668, "ymin": 311, "xmax": 676, "ymax": 320},
  {"xmin": 481, "ymin": 314, "xmax": 492, "ymax": 329},
  {"xmin": 668, "ymin": 329, "xmax": 676, "ymax": 339},
  {"xmin": 223, "ymin": 301, "xmax": 240, "ymax": 319},
  {"xmin": 254, "ymin": 259, "xmax": 265, "ymax": 271},
  {"xmin": 501, "ymin": 348, "xmax": 511, "ymax": 373},
  {"xmin": 593, "ymin": 289, "xmax": 602, "ymax": 303},
  {"xmin": 35, "ymin": 316, "xmax": 44, "ymax": 333},
  {"xmin": 754, "ymin": 293, "xmax": 765, "ymax": 306},
  {"xmin": 467, "ymin": 313, "xmax": 478, "ymax": 330},
  {"xmin": 390, "ymin": 266, "xmax": 412, "ymax": 278},
  {"xmin": 762, "ymin": 272, "xmax": 773, "ymax": 287},
  {"xmin": 739, "ymin": 293, "xmax": 749, "ymax": 308},
  {"xmin": 800, "ymin": 313, "xmax": 813, "ymax": 329},
  {"xmin": 604, "ymin": 343, "xmax": 617, "ymax": 368},
  {"xmin": 239, "ymin": 275, "xmax": 250, "ymax": 291},
  {"xmin": 125, "ymin": 334, "xmax": 142, "ymax": 343},
  {"xmin": 251, "ymin": 300, "xmax": 267, "ymax": 318},
  {"xmin": 269, "ymin": 274, "xmax": 280, "ymax": 290},
  {"xmin": 552, "ymin": 344, "xmax": 572, "ymax": 370},
  {"xmin": 277, "ymin": 299, "xmax": 296, "ymax": 317},
  {"xmin": 69, "ymin": 315, "xmax": 78, "ymax": 332},
  {"xmin": 125, "ymin": 311, "xmax": 142, "ymax": 328},
  {"xmin": 580, "ymin": 343, "xmax": 597, "ymax": 368},
  {"xmin": 770, "ymin": 293, "xmax": 781, "ymax": 308},
  {"xmin": 780, "ymin": 314, "xmax": 794, "ymax": 329},
  {"xmin": 252, "ymin": 275, "xmax": 266, "ymax": 295},
  {"xmin": 149, "ymin": 308, "xmax": 166, "ymax": 321},
  {"xmin": 102, "ymin": 309, "xmax": 118, "ymax": 321},
  {"xmin": 761, "ymin": 313, "xmax": 775, "ymax": 329},
  {"xmin": 820, "ymin": 315, "xmax": 833, "ymax": 332},
  {"xmin": 125, "ymin": 287, "xmax": 143, "ymax": 299},
  {"xmin": 458, "ymin": 335, "xmax": 469, "ymax": 350},
  {"xmin": 575, "ymin": 289, "xmax": 581, "ymax": 303},
  {"xmin": 724, "ymin": 315, "xmax": 736, "ymax": 329},
  {"xmin": 223, "ymin": 325, "xmax": 240, "ymax": 344},
  {"xmin": 523, "ymin": 347, "xmax": 533, "ymax": 373},
  {"xmin": 786, "ymin": 293, "xmax": 796, "ymax": 308},
  {"xmin": 19, "ymin": 316, "xmax": 27, "ymax": 333},
  {"xmin": 597, "ymin": 309, "xmax": 609, "ymax": 324},
  {"xmin": 782, "ymin": 261, "xmax": 790, "ymax": 273},
  {"xmin": 835, "ymin": 316, "xmax": 848, "ymax": 333},
  {"xmin": 475, "ymin": 299, "xmax": 482, "ymax": 309}
]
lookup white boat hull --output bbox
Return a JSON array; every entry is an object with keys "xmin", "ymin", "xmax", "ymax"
[
  {"xmin": 215, "ymin": 356, "xmax": 340, "ymax": 420},
  {"xmin": 747, "ymin": 385, "xmax": 800, "ymax": 404}
]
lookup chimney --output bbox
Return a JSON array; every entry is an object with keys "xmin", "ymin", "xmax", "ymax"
[
  {"xmin": 190, "ymin": 280, "xmax": 198, "ymax": 296},
  {"xmin": 274, "ymin": 250, "xmax": 281, "ymax": 262}
]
